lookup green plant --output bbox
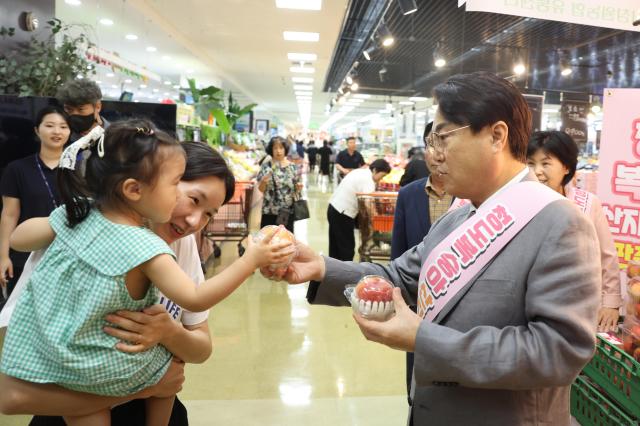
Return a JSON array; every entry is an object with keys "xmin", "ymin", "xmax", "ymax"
[
  {"xmin": 0, "ymin": 19, "xmax": 95, "ymax": 96},
  {"xmin": 187, "ymin": 78, "xmax": 230, "ymax": 133},
  {"xmin": 226, "ymin": 91, "xmax": 257, "ymax": 130}
]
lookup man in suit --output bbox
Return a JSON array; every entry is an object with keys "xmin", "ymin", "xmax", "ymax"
[
  {"xmin": 263, "ymin": 72, "xmax": 600, "ymax": 425},
  {"xmin": 391, "ymin": 121, "xmax": 453, "ymax": 403}
]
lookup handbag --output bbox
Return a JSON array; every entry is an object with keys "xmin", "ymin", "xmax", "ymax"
[{"xmin": 293, "ymin": 195, "xmax": 310, "ymax": 221}]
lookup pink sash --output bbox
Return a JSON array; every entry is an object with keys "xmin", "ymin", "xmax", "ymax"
[
  {"xmin": 417, "ymin": 181, "xmax": 563, "ymax": 321},
  {"xmin": 566, "ymin": 186, "xmax": 593, "ymax": 215}
]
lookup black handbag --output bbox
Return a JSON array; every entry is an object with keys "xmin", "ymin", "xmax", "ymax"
[{"xmin": 293, "ymin": 196, "xmax": 310, "ymax": 221}]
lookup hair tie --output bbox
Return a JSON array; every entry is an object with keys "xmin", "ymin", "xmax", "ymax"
[
  {"xmin": 136, "ymin": 127, "xmax": 154, "ymax": 136},
  {"xmin": 59, "ymin": 126, "xmax": 106, "ymax": 170}
]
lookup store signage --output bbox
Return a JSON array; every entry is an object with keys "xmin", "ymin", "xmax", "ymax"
[
  {"xmin": 597, "ymin": 89, "xmax": 640, "ymax": 270},
  {"xmin": 465, "ymin": 0, "xmax": 640, "ymax": 32},
  {"xmin": 523, "ymin": 94, "xmax": 544, "ymax": 133},
  {"xmin": 560, "ymin": 100, "xmax": 589, "ymax": 147}
]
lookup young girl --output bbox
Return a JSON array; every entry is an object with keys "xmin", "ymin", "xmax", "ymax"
[{"xmin": 0, "ymin": 120, "xmax": 294, "ymax": 426}]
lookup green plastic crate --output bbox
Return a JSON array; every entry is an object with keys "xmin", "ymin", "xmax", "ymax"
[
  {"xmin": 582, "ymin": 335, "xmax": 640, "ymax": 418},
  {"xmin": 571, "ymin": 376, "xmax": 638, "ymax": 425}
]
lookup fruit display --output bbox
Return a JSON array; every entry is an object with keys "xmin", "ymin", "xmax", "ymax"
[
  {"xmin": 222, "ymin": 149, "xmax": 261, "ymax": 181},
  {"xmin": 621, "ymin": 317, "xmax": 640, "ymax": 361},
  {"xmin": 344, "ymin": 275, "xmax": 395, "ymax": 321},
  {"xmin": 628, "ymin": 277, "xmax": 640, "ymax": 303},
  {"xmin": 628, "ymin": 260, "xmax": 640, "ymax": 279},
  {"xmin": 253, "ymin": 225, "xmax": 296, "ymax": 272}
]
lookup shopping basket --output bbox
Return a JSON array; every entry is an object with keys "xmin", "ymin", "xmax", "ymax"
[
  {"xmin": 571, "ymin": 375, "xmax": 638, "ymax": 425},
  {"xmin": 202, "ymin": 181, "xmax": 254, "ymax": 257},
  {"xmin": 356, "ymin": 192, "xmax": 398, "ymax": 262}
]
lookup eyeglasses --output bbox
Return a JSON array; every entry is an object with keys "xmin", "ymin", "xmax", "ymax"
[{"xmin": 424, "ymin": 124, "xmax": 471, "ymax": 153}]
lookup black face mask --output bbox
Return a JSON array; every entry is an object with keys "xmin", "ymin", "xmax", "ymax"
[{"xmin": 69, "ymin": 113, "xmax": 96, "ymax": 134}]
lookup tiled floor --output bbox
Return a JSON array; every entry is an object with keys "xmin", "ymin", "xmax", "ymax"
[{"xmin": 0, "ymin": 173, "xmax": 408, "ymax": 425}]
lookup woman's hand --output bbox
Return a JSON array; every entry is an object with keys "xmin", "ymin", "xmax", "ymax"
[
  {"xmin": 597, "ymin": 307, "xmax": 620, "ymax": 332},
  {"xmin": 260, "ymin": 241, "xmax": 325, "ymax": 284},
  {"xmin": 104, "ymin": 304, "xmax": 179, "ymax": 353},
  {"xmin": 0, "ymin": 256, "xmax": 12, "ymax": 287}
]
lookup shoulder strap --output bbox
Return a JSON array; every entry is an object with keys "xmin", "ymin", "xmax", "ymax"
[{"xmin": 417, "ymin": 181, "xmax": 563, "ymax": 322}]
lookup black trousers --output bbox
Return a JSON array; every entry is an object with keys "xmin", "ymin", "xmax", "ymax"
[
  {"xmin": 29, "ymin": 397, "xmax": 189, "ymax": 425},
  {"xmin": 327, "ymin": 204, "xmax": 355, "ymax": 261},
  {"xmin": 260, "ymin": 212, "xmax": 294, "ymax": 234}
]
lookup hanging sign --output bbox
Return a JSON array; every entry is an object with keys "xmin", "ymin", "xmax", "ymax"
[
  {"xmin": 465, "ymin": 0, "xmax": 640, "ymax": 32},
  {"xmin": 560, "ymin": 100, "xmax": 589, "ymax": 147},
  {"xmin": 596, "ymin": 89, "xmax": 640, "ymax": 271}
]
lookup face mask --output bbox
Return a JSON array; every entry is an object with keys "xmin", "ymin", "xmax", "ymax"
[{"xmin": 68, "ymin": 113, "xmax": 96, "ymax": 134}]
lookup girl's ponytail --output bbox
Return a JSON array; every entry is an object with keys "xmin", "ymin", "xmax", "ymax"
[{"xmin": 57, "ymin": 165, "xmax": 92, "ymax": 228}]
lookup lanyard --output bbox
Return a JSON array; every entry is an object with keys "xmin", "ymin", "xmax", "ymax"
[{"xmin": 34, "ymin": 154, "xmax": 58, "ymax": 209}]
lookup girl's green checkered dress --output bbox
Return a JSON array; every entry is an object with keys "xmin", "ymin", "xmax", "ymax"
[{"xmin": 0, "ymin": 206, "xmax": 175, "ymax": 396}]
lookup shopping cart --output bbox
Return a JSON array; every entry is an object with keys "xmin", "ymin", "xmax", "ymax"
[
  {"xmin": 202, "ymin": 181, "xmax": 254, "ymax": 258},
  {"xmin": 356, "ymin": 192, "xmax": 398, "ymax": 262}
]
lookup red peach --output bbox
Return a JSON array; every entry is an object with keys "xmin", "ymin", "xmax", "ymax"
[
  {"xmin": 627, "ymin": 261, "xmax": 640, "ymax": 278},
  {"xmin": 356, "ymin": 275, "xmax": 393, "ymax": 303}
]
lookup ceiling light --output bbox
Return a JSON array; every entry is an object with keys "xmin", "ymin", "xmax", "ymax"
[
  {"xmin": 399, "ymin": 101, "xmax": 414, "ymax": 105},
  {"xmin": 288, "ymin": 53, "xmax": 317, "ymax": 61},
  {"xmin": 354, "ymin": 94, "xmax": 371, "ymax": 99},
  {"xmin": 433, "ymin": 41, "xmax": 446, "ymax": 68},
  {"xmin": 513, "ymin": 63, "xmax": 526, "ymax": 75},
  {"xmin": 125, "ymin": 34, "xmax": 138, "ymax": 40},
  {"xmin": 124, "ymin": 79, "xmax": 132, "ymax": 83},
  {"xmin": 397, "ymin": 0, "xmax": 418, "ymax": 15},
  {"xmin": 347, "ymin": 98, "xmax": 364, "ymax": 103},
  {"xmin": 294, "ymin": 85, "xmax": 313, "ymax": 91},
  {"xmin": 350, "ymin": 82, "xmax": 359, "ymax": 91},
  {"xmin": 297, "ymin": 97, "xmax": 313, "ymax": 101},
  {"xmin": 338, "ymin": 87, "xmax": 344, "ymax": 95},
  {"xmin": 292, "ymin": 77, "xmax": 313, "ymax": 83},
  {"xmin": 345, "ymin": 75, "xmax": 353, "ymax": 85},
  {"xmin": 111, "ymin": 84, "xmax": 117, "ymax": 89},
  {"xmin": 283, "ymin": 31, "xmax": 320, "ymax": 42},
  {"xmin": 106, "ymin": 73, "xmax": 114, "ymax": 78},
  {"xmin": 295, "ymin": 91, "xmax": 313, "ymax": 96},
  {"xmin": 591, "ymin": 105, "xmax": 601, "ymax": 113},
  {"xmin": 561, "ymin": 67, "xmax": 572, "ymax": 76},
  {"xmin": 153, "ymin": 88, "xmax": 159, "ymax": 93},
  {"xmin": 164, "ymin": 92, "xmax": 169, "ymax": 96},
  {"xmin": 164, "ymin": 81, "xmax": 172, "ymax": 85},
  {"xmin": 95, "ymin": 80, "xmax": 102, "ymax": 84},
  {"xmin": 139, "ymin": 84, "xmax": 147, "ymax": 88},
  {"xmin": 65, "ymin": 0, "xmax": 81, "ymax": 5},
  {"xmin": 290, "ymin": 66, "xmax": 315, "ymax": 74},
  {"xmin": 378, "ymin": 24, "xmax": 394, "ymax": 47},
  {"xmin": 363, "ymin": 46, "xmax": 375, "ymax": 61},
  {"xmin": 409, "ymin": 96, "xmax": 427, "ymax": 102},
  {"xmin": 434, "ymin": 58, "xmax": 446, "ymax": 68},
  {"xmin": 276, "ymin": 0, "xmax": 322, "ymax": 10},
  {"xmin": 99, "ymin": 18, "xmax": 113, "ymax": 26},
  {"xmin": 146, "ymin": 46, "xmax": 157, "ymax": 52}
]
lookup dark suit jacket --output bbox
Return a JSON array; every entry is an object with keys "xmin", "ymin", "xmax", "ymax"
[
  {"xmin": 399, "ymin": 159, "xmax": 429, "ymax": 187},
  {"xmin": 391, "ymin": 177, "xmax": 431, "ymax": 260}
]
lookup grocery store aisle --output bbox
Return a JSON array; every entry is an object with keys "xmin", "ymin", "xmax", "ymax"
[{"xmin": 184, "ymin": 172, "xmax": 406, "ymax": 425}]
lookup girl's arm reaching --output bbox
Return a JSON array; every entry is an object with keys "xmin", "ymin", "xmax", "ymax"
[
  {"xmin": 142, "ymin": 227, "xmax": 295, "ymax": 312},
  {"xmin": 10, "ymin": 218, "xmax": 55, "ymax": 252}
]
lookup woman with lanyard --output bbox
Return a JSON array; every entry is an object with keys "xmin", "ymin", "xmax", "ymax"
[
  {"xmin": 257, "ymin": 136, "xmax": 301, "ymax": 233},
  {"xmin": 527, "ymin": 130, "xmax": 622, "ymax": 332},
  {"xmin": 0, "ymin": 106, "xmax": 70, "ymax": 308}
]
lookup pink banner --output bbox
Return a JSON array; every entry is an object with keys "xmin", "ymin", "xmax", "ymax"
[{"xmin": 597, "ymin": 89, "xmax": 640, "ymax": 271}]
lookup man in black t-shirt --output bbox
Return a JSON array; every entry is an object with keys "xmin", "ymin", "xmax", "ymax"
[{"xmin": 335, "ymin": 136, "xmax": 365, "ymax": 182}]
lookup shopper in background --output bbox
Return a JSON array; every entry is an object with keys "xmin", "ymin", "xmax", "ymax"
[
  {"xmin": 336, "ymin": 136, "xmax": 365, "ymax": 182},
  {"xmin": 306, "ymin": 140, "xmax": 318, "ymax": 173},
  {"xmin": 329, "ymin": 140, "xmax": 338, "ymax": 182},
  {"xmin": 527, "ymin": 130, "xmax": 621, "ymax": 331},
  {"xmin": 257, "ymin": 136, "xmax": 301, "ymax": 233},
  {"xmin": 318, "ymin": 140, "xmax": 332, "ymax": 186},
  {"xmin": 265, "ymin": 72, "xmax": 600, "ymax": 425},
  {"xmin": 327, "ymin": 159, "xmax": 391, "ymax": 261},
  {"xmin": 399, "ymin": 123, "xmax": 432, "ymax": 187},
  {"xmin": 0, "ymin": 106, "xmax": 70, "ymax": 311},
  {"xmin": 56, "ymin": 79, "xmax": 108, "ymax": 139},
  {"xmin": 391, "ymin": 120, "xmax": 452, "ymax": 403}
]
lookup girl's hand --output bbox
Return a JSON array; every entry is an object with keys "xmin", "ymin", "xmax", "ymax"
[
  {"xmin": 0, "ymin": 256, "xmax": 13, "ymax": 287},
  {"xmin": 246, "ymin": 226, "xmax": 295, "ymax": 269},
  {"xmin": 260, "ymin": 241, "xmax": 325, "ymax": 284},
  {"xmin": 597, "ymin": 307, "xmax": 619, "ymax": 332},
  {"xmin": 104, "ymin": 304, "xmax": 179, "ymax": 352}
]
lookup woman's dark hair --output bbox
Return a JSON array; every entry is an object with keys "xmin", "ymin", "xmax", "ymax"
[
  {"xmin": 323, "ymin": 140, "xmax": 329, "ymax": 147},
  {"xmin": 369, "ymin": 158, "xmax": 391, "ymax": 174},
  {"xmin": 433, "ymin": 71, "xmax": 531, "ymax": 162},
  {"xmin": 181, "ymin": 141, "xmax": 235, "ymax": 205},
  {"xmin": 265, "ymin": 136, "xmax": 289, "ymax": 156},
  {"xmin": 58, "ymin": 119, "xmax": 185, "ymax": 227},
  {"xmin": 527, "ymin": 131, "xmax": 578, "ymax": 186},
  {"xmin": 34, "ymin": 105, "xmax": 69, "ymax": 128}
]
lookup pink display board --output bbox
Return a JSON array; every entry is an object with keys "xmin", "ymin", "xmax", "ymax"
[{"xmin": 597, "ymin": 89, "xmax": 640, "ymax": 270}]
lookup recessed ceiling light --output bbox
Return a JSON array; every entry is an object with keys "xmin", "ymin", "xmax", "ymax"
[
  {"xmin": 106, "ymin": 73, "xmax": 114, "ymax": 77},
  {"xmin": 164, "ymin": 81, "xmax": 172, "ymax": 85},
  {"xmin": 125, "ymin": 34, "xmax": 138, "ymax": 40},
  {"xmin": 353, "ymin": 94, "xmax": 371, "ymax": 99},
  {"xmin": 99, "ymin": 18, "xmax": 113, "ymax": 26},
  {"xmin": 95, "ymin": 80, "xmax": 102, "ymax": 84},
  {"xmin": 124, "ymin": 79, "xmax": 132, "ymax": 83},
  {"xmin": 292, "ymin": 77, "xmax": 313, "ymax": 83},
  {"xmin": 173, "ymin": 85, "xmax": 180, "ymax": 89},
  {"xmin": 65, "ymin": 0, "xmax": 82, "ymax": 5},
  {"xmin": 409, "ymin": 96, "xmax": 428, "ymax": 102},
  {"xmin": 287, "ymin": 53, "xmax": 317, "ymax": 61},
  {"xmin": 139, "ymin": 84, "xmax": 147, "ymax": 88},
  {"xmin": 276, "ymin": 0, "xmax": 321, "ymax": 10},
  {"xmin": 146, "ymin": 46, "xmax": 157, "ymax": 52},
  {"xmin": 293, "ymin": 84, "xmax": 313, "ymax": 91},
  {"xmin": 290, "ymin": 66, "xmax": 315, "ymax": 74},
  {"xmin": 283, "ymin": 31, "xmax": 320, "ymax": 42},
  {"xmin": 399, "ymin": 101, "xmax": 414, "ymax": 105},
  {"xmin": 134, "ymin": 100, "xmax": 140, "ymax": 103},
  {"xmin": 296, "ymin": 92, "xmax": 313, "ymax": 97}
]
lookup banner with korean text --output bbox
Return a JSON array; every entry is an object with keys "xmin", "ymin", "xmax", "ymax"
[
  {"xmin": 597, "ymin": 89, "xmax": 640, "ymax": 271},
  {"xmin": 465, "ymin": 0, "xmax": 640, "ymax": 32}
]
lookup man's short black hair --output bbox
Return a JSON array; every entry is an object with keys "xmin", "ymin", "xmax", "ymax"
[
  {"xmin": 346, "ymin": 136, "xmax": 356, "ymax": 143},
  {"xmin": 527, "ymin": 131, "xmax": 578, "ymax": 186},
  {"xmin": 265, "ymin": 136, "xmax": 289, "ymax": 157},
  {"xmin": 369, "ymin": 158, "xmax": 391, "ymax": 174},
  {"xmin": 422, "ymin": 121, "xmax": 434, "ymax": 143},
  {"xmin": 56, "ymin": 79, "xmax": 103, "ymax": 107},
  {"xmin": 433, "ymin": 72, "xmax": 531, "ymax": 162}
]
